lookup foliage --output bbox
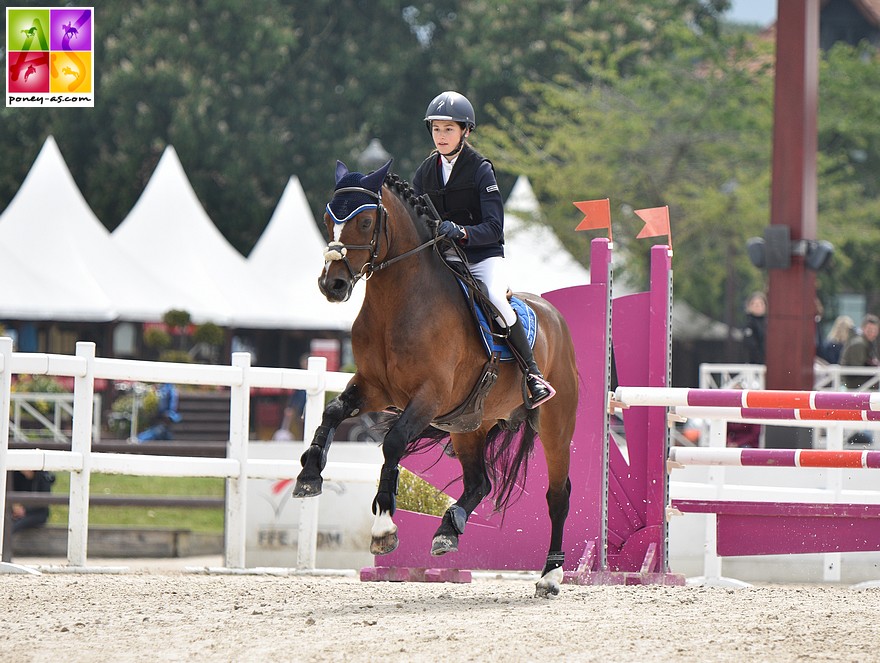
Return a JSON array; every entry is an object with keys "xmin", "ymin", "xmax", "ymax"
[
  {"xmin": 12, "ymin": 374, "xmax": 67, "ymax": 394},
  {"xmin": 193, "ymin": 322, "xmax": 224, "ymax": 347},
  {"xmin": 397, "ymin": 468, "xmax": 453, "ymax": 516},
  {"xmin": 815, "ymin": 43, "xmax": 880, "ymax": 312},
  {"xmin": 11, "ymin": 374, "xmax": 68, "ymax": 416},
  {"xmin": 143, "ymin": 327, "xmax": 172, "ymax": 350},
  {"xmin": 162, "ymin": 309, "xmax": 192, "ymax": 330},
  {"xmin": 479, "ymin": 30, "xmax": 774, "ymax": 320},
  {"xmin": 108, "ymin": 388, "xmax": 159, "ymax": 436}
]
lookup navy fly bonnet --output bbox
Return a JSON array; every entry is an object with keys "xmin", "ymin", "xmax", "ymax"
[{"xmin": 326, "ymin": 159, "xmax": 393, "ymax": 224}]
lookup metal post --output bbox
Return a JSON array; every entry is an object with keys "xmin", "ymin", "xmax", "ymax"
[{"xmin": 765, "ymin": 0, "xmax": 820, "ymax": 390}]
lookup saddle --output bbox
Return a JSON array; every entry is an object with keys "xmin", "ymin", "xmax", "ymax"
[{"xmin": 429, "ymin": 245, "xmax": 539, "ymax": 433}]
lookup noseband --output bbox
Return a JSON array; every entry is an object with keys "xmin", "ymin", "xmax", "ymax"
[{"xmin": 324, "ymin": 185, "xmax": 441, "ymax": 286}]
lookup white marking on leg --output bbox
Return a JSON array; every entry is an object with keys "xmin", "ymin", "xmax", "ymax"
[
  {"xmin": 535, "ymin": 566, "xmax": 564, "ymax": 597},
  {"xmin": 371, "ymin": 511, "xmax": 397, "ymax": 538}
]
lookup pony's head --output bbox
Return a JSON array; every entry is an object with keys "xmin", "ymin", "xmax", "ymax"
[{"xmin": 319, "ymin": 159, "xmax": 393, "ymax": 302}]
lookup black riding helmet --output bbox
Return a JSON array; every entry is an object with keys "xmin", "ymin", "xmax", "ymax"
[{"xmin": 423, "ymin": 91, "xmax": 476, "ymax": 132}]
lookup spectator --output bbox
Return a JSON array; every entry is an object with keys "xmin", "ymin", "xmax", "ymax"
[
  {"xmin": 841, "ymin": 314, "xmax": 880, "ymax": 390},
  {"xmin": 136, "ymin": 383, "xmax": 182, "ymax": 442},
  {"xmin": 742, "ymin": 291, "xmax": 767, "ymax": 364},
  {"xmin": 841, "ymin": 314, "xmax": 880, "ymax": 445},
  {"xmin": 11, "ymin": 470, "xmax": 54, "ymax": 533},
  {"xmin": 818, "ymin": 315, "xmax": 855, "ymax": 364}
]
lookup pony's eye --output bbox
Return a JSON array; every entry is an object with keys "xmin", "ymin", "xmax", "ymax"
[{"xmin": 359, "ymin": 215, "xmax": 372, "ymax": 231}]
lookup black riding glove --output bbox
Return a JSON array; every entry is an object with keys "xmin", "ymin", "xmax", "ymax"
[{"xmin": 438, "ymin": 220, "xmax": 467, "ymax": 242}]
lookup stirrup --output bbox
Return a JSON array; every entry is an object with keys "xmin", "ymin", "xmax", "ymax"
[{"xmin": 526, "ymin": 374, "xmax": 556, "ymax": 409}]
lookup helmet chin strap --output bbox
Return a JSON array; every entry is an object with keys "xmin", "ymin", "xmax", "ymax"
[{"xmin": 445, "ymin": 129, "xmax": 470, "ymax": 158}]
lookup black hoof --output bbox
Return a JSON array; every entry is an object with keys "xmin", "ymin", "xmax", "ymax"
[
  {"xmin": 431, "ymin": 533, "xmax": 458, "ymax": 556},
  {"xmin": 292, "ymin": 476, "xmax": 323, "ymax": 498}
]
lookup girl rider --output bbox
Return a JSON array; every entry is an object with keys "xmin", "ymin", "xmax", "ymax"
[{"xmin": 413, "ymin": 90, "xmax": 554, "ymax": 408}]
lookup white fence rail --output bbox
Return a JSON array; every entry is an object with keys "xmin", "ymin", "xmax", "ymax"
[
  {"xmin": 0, "ymin": 337, "xmax": 373, "ymax": 572},
  {"xmin": 699, "ymin": 362, "xmax": 880, "ymax": 392},
  {"xmin": 10, "ymin": 393, "xmax": 102, "ymax": 443}
]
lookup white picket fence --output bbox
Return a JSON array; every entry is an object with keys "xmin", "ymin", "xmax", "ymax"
[{"xmin": 0, "ymin": 337, "xmax": 376, "ymax": 572}]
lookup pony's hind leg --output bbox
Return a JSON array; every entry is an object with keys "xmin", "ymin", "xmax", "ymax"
[
  {"xmin": 535, "ymin": 476, "xmax": 571, "ymax": 597},
  {"xmin": 370, "ymin": 400, "xmax": 436, "ymax": 555},
  {"xmin": 534, "ymin": 397, "xmax": 574, "ymax": 598},
  {"xmin": 431, "ymin": 431, "xmax": 491, "ymax": 556},
  {"xmin": 293, "ymin": 384, "xmax": 363, "ymax": 498}
]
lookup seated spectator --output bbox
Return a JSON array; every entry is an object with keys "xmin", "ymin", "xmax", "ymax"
[{"xmin": 11, "ymin": 470, "xmax": 54, "ymax": 533}]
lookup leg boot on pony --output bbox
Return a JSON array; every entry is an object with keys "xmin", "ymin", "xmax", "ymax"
[{"xmin": 507, "ymin": 317, "xmax": 555, "ymax": 408}]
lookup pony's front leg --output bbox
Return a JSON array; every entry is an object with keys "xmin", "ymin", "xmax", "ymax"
[
  {"xmin": 370, "ymin": 402, "xmax": 436, "ymax": 555},
  {"xmin": 293, "ymin": 385, "xmax": 363, "ymax": 498},
  {"xmin": 431, "ymin": 431, "xmax": 491, "ymax": 556}
]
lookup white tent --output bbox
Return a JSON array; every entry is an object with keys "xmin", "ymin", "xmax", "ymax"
[
  {"xmin": 0, "ymin": 136, "xmax": 173, "ymax": 322},
  {"xmin": 112, "ymin": 145, "xmax": 320, "ymax": 328},
  {"xmin": 248, "ymin": 176, "xmax": 362, "ymax": 330},
  {"xmin": 503, "ymin": 176, "xmax": 591, "ymax": 295}
]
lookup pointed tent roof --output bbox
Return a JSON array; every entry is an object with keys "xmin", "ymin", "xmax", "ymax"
[
  {"xmin": 248, "ymin": 176, "xmax": 362, "ymax": 330},
  {"xmin": 0, "ymin": 136, "xmax": 172, "ymax": 321},
  {"xmin": 503, "ymin": 176, "xmax": 591, "ymax": 296},
  {"xmin": 113, "ymin": 145, "xmax": 315, "ymax": 328}
]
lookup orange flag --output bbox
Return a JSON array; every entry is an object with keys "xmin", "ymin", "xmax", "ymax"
[
  {"xmin": 634, "ymin": 205, "xmax": 672, "ymax": 250},
  {"xmin": 573, "ymin": 198, "xmax": 612, "ymax": 241}
]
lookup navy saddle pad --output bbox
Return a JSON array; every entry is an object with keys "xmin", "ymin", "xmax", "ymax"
[{"xmin": 457, "ymin": 280, "xmax": 537, "ymax": 361}]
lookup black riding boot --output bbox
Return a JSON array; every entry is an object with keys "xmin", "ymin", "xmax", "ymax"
[{"xmin": 507, "ymin": 318, "xmax": 555, "ymax": 407}]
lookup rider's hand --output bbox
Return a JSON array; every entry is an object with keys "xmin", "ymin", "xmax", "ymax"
[{"xmin": 439, "ymin": 220, "xmax": 467, "ymax": 242}]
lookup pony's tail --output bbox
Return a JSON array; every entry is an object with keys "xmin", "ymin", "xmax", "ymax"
[{"xmin": 484, "ymin": 407, "xmax": 539, "ymax": 512}]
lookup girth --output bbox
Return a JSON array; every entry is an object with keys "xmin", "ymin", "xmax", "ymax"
[{"xmin": 430, "ymin": 353, "xmax": 501, "ymax": 433}]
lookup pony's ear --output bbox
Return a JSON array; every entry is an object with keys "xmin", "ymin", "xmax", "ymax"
[
  {"xmin": 335, "ymin": 160, "xmax": 349, "ymax": 184},
  {"xmin": 360, "ymin": 159, "xmax": 393, "ymax": 193}
]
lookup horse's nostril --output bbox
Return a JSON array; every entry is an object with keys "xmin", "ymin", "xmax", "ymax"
[{"xmin": 320, "ymin": 277, "xmax": 350, "ymax": 302}]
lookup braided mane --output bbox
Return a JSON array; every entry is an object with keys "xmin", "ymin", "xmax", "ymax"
[{"xmin": 384, "ymin": 173, "xmax": 439, "ymax": 243}]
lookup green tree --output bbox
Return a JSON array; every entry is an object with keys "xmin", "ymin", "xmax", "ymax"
[
  {"xmin": 815, "ymin": 43, "xmax": 880, "ymax": 313},
  {"xmin": 478, "ymin": 30, "xmax": 774, "ymax": 321}
]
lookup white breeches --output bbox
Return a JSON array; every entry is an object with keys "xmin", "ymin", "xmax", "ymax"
[{"xmin": 457, "ymin": 256, "xmax": 517, "ymax": 326}]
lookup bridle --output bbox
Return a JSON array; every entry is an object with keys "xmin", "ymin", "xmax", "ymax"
[{"xmin": 323, "ymin": 185, "xmax": 441, "ymax": 287}]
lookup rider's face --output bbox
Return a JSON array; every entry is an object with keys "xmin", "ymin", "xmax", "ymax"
[{"xmin": 431, "ymin": 120, "xmax": 466, "ymax": 157}]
